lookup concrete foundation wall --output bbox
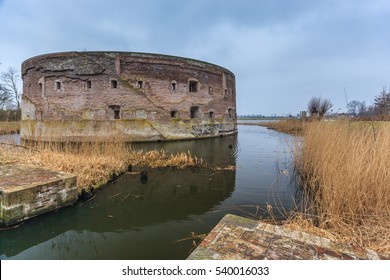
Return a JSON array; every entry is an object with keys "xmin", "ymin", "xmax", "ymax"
[{"xmin": 0, "ymin": 165, "xmax": 77, "ymax": 226}]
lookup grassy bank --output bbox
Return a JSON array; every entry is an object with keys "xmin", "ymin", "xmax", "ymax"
[
  {"xmin": 0, "ymin": 140, "xmax": 204, "ymax": 192},
  {"xmin": 292, "ymin": 121, "xmax": 390, "ymax": 253},
  {"xmin": 0, "ymin": 121, "xmax": 20, "ymax": 135}
]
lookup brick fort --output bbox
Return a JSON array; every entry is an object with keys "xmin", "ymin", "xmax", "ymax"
[{"xmin": 21, "ymin": 52, "xmax": 237, "ymax": 142}]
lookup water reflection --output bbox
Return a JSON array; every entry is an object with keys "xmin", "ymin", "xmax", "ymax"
[
  {"xmin": 0, "ymin": 136, "xmax": 237, "ymax": 259},
  {"xmin": 0, "ymin": 126, "xmax": 297, "ymax": 259}
]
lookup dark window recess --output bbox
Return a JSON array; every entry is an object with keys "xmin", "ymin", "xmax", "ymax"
[
  {"xmin": 189, "ymin": 81, "xmax": 198, "ymax": 92},
  {"xmin": 111, "ymin": 80, "xmax": 118, "ymax": 88},
  {"xmin": 109, "ymin": 105, "xmax": 121, "ymax": 120},
  {"xmin": 224, "ymin": 89, "xmax": 228, "ymax": 96},
  {"xmin": 228, "ymin": 108, "xmax": 233, "ymax": 118},
  {"xmin": 39, "ymin": 83, "xmax": 43, "ymax": 92},
  {"xmin": 172, "ymin": 82, "xmax": 176, "ymax": 91},
  {"xmin": 190, "ymin": 106, "xmax": 200, "ymax": 119},
  {"xmin": 86, "ymin": 81, "xmax": 92, "ymax": 89},
  {"xmin": 56, "ymin": 81, "xmax": 61, "ymax": 90},
  {"xmin": 137, "ymin": 81, "xmax": 143, "ymax": 89},
  {"xmin": 209, "ymin": 111, "xmax": 214, "ymax": 119},
  {"xmin": 171, "ymin": 110, "xmax": 178, "ymax": 118}
]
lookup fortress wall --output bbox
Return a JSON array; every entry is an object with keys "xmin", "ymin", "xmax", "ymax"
[{"xmin": 21, "ymin": 52, "xmax": 237, "ymax": 142}]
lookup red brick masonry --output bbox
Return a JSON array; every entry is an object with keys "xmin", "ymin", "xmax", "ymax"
[{"xmin": 21, "ymin": 52, "xmax": 237, "ymax": 142}]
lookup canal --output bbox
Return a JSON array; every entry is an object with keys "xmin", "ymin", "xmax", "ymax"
[{"xmin": 0, "ymin": 125, "xmax": 297, "ymax": 259}]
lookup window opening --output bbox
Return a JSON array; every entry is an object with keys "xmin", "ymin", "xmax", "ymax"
[
  {"xmin": 111, "ymin": 80, "xmax": 118, "ymax": 88},
  {"xmin": 189, "ymin": 81, "xmax": 198, "ymax": 92},
  {"xmin": 109, "ymin": 105, "xmax": 121, "ymax": 120},
  {"xmin": 228, "ymin": 108, "xmax": 233, "ymax": 118},
  {"xmin": 56, "ymin": 81, "xmax": 61, "ymax": 90},
  {"xmin": 209, "ymin": 111, "xmax": 214, "ymax": 119},
  {"xmin": 171, "ymin": 110, "xmax": 178, "ymax": 118},
  {"xmin": 190, "ymin": 106, "xmax": 200, "ymax": 119},
  {"xmin": 114, "ymin": 110, "xmax": 120, "ymax": 119},
  {"xmin": 137, "ymin": 80, "xmax": 143, "ymax": 89},
  {"xmin": 39, "ymin": 82, "xmax": 43, "ymax": 92},
  {"xmin": 172, "ymin": 82, "xmax": 176, "ymax": 91},
  {"xmin": 86, "ymin": 81, "xmax": 92, "ymax": 89}
]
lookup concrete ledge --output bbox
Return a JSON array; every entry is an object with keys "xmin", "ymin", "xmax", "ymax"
[
  {"xmin": 0, "ymin": 164, "xmax": 77, "ymax": 226},
  {"xmin": 20, "ymin": 120, "xmax": 237, "ymax": 142},
  {"xmin": 188, "ymin": 214, "xmax": 389, "ymax": 260}
]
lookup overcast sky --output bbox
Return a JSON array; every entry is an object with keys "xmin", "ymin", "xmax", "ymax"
[{"xmin": 1, "ymin": 0, "xmax": 389, "ymax": 115}]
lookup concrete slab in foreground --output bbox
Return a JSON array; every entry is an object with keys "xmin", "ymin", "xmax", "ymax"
[
  {"xmin": 0, "ymin": 164, "xmax": 77, "ymax": 226},
  {"xmin": 188, "ymin": 214, "xmax": 388, "ymax": 260}
]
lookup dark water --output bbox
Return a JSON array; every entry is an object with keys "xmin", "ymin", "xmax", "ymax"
[{"xmin": 0, "ymin": 125, "xmax": 297, "ymax": 259}]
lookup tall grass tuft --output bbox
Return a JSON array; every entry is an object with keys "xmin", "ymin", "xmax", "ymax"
[{"xmin": 294, "ymin": 121, "xmax": 390, "ymax": 253}]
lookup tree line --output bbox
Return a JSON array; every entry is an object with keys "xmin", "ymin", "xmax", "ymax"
[
  {"xmin": 307, "ymin": 87, "xmax": 390, "ymax": 120},
  {"xmin": 345, "ymin": 88, "xmax": 390, "ymax": 117}
]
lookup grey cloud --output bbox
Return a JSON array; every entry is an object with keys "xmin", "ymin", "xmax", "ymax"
[{"xmin": 1, "ymin": 0, "xmax": 389, "ymax": 115}]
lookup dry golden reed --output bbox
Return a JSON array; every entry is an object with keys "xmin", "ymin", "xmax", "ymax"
[
  {"xmin": 0, "ymin": 140, "xmax": 204, "ymax": 192},
  {"xmin": 294, "ymin": 121, "xmax": 390, "ymax": 253},
  {"xmin": 0, "ymin": 121, "xmax": 20, "ymax": 135},
  {"xmin": 256, "ymin": 119, "xmax": 307, "ymax": 135},
  {"xmin": 128, "ymin": 149, "xmax": 203, "ymax": 169}
]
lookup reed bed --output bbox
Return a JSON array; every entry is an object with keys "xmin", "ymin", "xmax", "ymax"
[
  {"xmin": 0, "ymin": 140, "xmax": 204, "ymax": 192},
  {"xmin": 0, "ymin": 121, "xmax": 20, "ymax": 135},
  {"xmin": 257, "ymin": 119, "xmax": 307, "ymax": 135},
  {"xmin": 128, "ymin": 149, "xmax": 203, "ymax": 169},
  {"xmin": 293, "ymin": 121, "xmax": 390, "ymax": 253}
]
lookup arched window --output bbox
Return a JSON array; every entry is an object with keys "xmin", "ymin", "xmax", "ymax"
[
  {"xmin": 171, "ymin": 81, "xmax": 177, "ymax": 91},
  {"xmin": 190, "ymin": 106, "xmax": 200, "ymax": 118}
]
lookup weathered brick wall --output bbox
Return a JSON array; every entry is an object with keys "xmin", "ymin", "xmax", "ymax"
[{"xmin": 21, "ymin": 52, "xmax": 237, "ymax": 141}]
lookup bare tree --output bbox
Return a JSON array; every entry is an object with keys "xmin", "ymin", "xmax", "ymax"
[
  {"xmin": 1, "ymin": 66, "xmax": 21, "ymax": 110},
  {"xmin": 308, "ymin": 96, "xmax": 321, "ymax": 117},
  {"xmin": 347, "ymin": 100, "xmax": 367, "ymax": 116},
  {"xmin": 308, "ymin": 96, "xmax": 333, "ymax": 119},
  {"xmin": 0, "ymin": 83, "xmax": 12, "ymax": 109},
  {"xmin": 347, "ymin": 100, "xmax": 361, "ymax": 115},
  {"xmin": 319, "ymin": 98, "xmax": 332, "ymax": 118}
]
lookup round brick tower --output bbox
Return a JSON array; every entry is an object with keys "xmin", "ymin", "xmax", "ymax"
[{"xmin": 21, "ymin": 52, "xmax": 237, "ymax": 142}]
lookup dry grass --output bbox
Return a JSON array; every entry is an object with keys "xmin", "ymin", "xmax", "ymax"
[
  {"xmin": 0, "ymin": 121, "xmax": 20, "ymax": 135},
  {"xmin": 257, "ymin": 119, "xmax": 307, "ymax": 135},
  {"xmin": 0, "ymin": 140, "xmax": 204, "ymax": 192},
  {"xmin": 128, "ymin": 149, "xmax": 203, "ymax": 169},
  {"xmin": 293, "ymin": 121, "xmax": 390, "ymax": 253}
]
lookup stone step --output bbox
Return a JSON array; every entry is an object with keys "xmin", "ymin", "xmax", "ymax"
[
  {"xmin": 0, "ymin": 164, "xmax": 77, "ymax": 226},
  {"xmin": 188, "ymin": 214, "xmax": 388, "ymax": 260}
]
